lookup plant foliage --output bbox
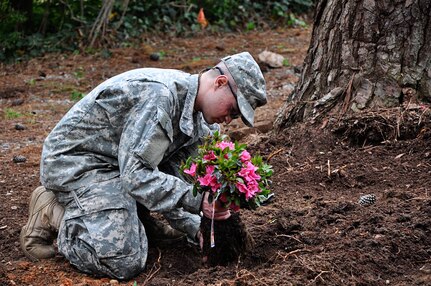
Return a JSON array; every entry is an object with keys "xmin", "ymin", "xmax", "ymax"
[
  {"xmin": 0, "ymin": 0, "xmax": 314, "ymax": 63},
  {"xmin": 181, "ymin": 131, "xmax": 273, "ymax": 210}
]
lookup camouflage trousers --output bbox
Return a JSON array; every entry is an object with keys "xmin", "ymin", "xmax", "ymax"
[{"xmin": 56, "ymin": 178, "xmax": 147, "ymax": 280}]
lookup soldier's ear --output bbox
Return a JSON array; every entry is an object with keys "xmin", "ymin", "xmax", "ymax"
[{"xmin": 214, "ymin": 75, "xmax": 228, "ymax": 88}]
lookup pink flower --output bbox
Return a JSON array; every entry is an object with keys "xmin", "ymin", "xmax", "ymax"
[
  {"xmin": 210, "ymin": 182, "xmax": 222, "ymax": 192},
  {"xmin": 240, "ymin": 150, "xmax": 251, "ymax": 162},
  {"xmin": 238, "ymin": 162, "xmax": 261, "ymax": 182},
  {"xmin": 203, "ymin": 150, "xmax": 217, "ymax": 161},
  {"xmin": 198, "ymin": 174, "xmax": 214, "ymax": 187},
  {"xmin": 216, "ymin": 141, "xmax": 235, "ymax": 151},
  {"xmin": 183, "ymin": 163, "xmax": 197, "ymax": 177},
  {"xmin": 197, "ymin": 165, "xmax": 221, "ymax": 193},
  {"xmin": 205, "ymin": 165, "xmax": 215, "ymax": 175},
  {"xmin": 236, "ymin": 180, "xmax": 261, "ymax": 200},
  {"xmin": 247, "ymin": 180, "xmax": 261, "ymax": 195},
  {"xmin": 236, "ymin": 182, "xmax": 256, "ymax": 200}
]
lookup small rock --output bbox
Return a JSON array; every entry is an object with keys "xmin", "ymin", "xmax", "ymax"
[
  {"xmin": 15, "ymin": 123, "xmax": 26, "ymax": 130},
  {"xmin": 258, "ymin": 50, "xmax": 284, "ymax": 68},
  {"xmin": 149, "ymin": 53, "xmax": 160, "ymax": 61},
  {"xmin": 254, "ymin": 120, "xmax": 273, "ymax": 133},
  {"xmin": 12, "ymin": 155, "xmax": 27, "ymax": 163},
  {"xmin": 110, "ymin": 279, "xmax": 119, "ymax": 285},
  {"xmin": 11, "ymin": 98, "xmax": 24, "ymax": 106}
]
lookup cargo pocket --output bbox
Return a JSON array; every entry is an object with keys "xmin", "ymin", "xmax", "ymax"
[{"xmin": 60, "ymin": 182, "xmax": 141, "ymax": 260}]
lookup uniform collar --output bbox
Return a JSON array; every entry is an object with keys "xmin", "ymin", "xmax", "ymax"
[{"xmin": 180, "ymin": 74, "xmax": 201, "ymax": 137}]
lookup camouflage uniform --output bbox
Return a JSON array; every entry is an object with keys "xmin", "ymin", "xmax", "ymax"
[{"xmin": 40, "ymin": 68, "xmax": 216, "ymax": 279}]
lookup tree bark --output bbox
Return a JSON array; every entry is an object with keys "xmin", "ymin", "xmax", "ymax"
[{"xmin": 275, "ymin": 0, "xmax": 431, "ymax": 130}]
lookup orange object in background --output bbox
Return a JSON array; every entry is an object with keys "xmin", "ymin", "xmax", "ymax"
[{"xmin": 197, "ymin": 8, "xmax": 208, "ymax": 28}]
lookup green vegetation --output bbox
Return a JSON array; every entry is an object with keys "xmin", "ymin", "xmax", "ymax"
[
  {"xmin": 70, "ymin": 91, "xmax": 85, "ymax": 101},
  {"xmin": 0, "ymin": 0, "xmax": 314, "ymax": 63},
  {"xmin": 4, "ymin": 108, "xmax": 23, "ymax": 119}
]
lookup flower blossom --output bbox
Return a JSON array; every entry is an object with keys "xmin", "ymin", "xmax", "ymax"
[
  {"xmin": 238, "ymin": 161, "xmax": 261, "ymax": 182},
  {"xmin": 240, "ymin": 150, "xmax": 251, "ymax": 162},
  {"xmin": 236, "ymin": 181, "xmax": 260, "ymax": 200},
  {"xmin": 197, "ymin": 165, "xmax": 221, "ymax": 192},
  {"xmin": 183, "ymin": 162, "xmax": 197, "ymax": 177},
  {"xmin": 216, "ymin": 141, "xmax": 235, "ymax": 151},
  {"xmin": 203, "ymin": 150, "xmax": 217, "ymax": 161}
]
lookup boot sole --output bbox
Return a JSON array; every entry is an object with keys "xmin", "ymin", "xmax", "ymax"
[{"xmin": 20, "ymin": 186, "xmax": 56, "ymax": 262}]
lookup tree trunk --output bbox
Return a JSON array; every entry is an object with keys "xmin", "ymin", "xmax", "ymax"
[{"xmin": 275, "ymin": 0, "xmax": 431, "ymax": 130}]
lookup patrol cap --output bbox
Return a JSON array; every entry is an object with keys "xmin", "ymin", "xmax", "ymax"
[{"xmin": 221, "ymin": 52, "xmax": 267, "ymax": 127}]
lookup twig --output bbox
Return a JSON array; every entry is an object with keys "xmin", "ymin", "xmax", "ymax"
[
  {"xmin": 268, "ymin": 148, "xmax": 285, "ymax": 161},
  {"xmin": 143, "ymin": 248, "xmax": 162, "ymax": 285},
  {"xmin": 313, "ymin": 270, "xmax": 330, "ymax": 282},
  {"xmin": 285, "ymin": 248, "xmax": 310, "ymax": 257},
  {"xmin": 275, "ymin": 167, "xmax": 292, "ymax": 178},
  {"xmin": 275, "ymin": 233, "xmax": 304, "ymax": 244},
  {"xmin": 89, "ymin": 0, "xmax": 115, "ymax": 47},
  {"xmin": 273, "ymin": 248, "xmax": 311, "ymax": 262},
  {"xmin": 114, "ymin": 0, "xmax": 130, "ymax": 30},
  {"xmin": 418, "ymin": 105, "xmax": 430, "ymax": 125},
  {"xmin": 406, "ymin": 196, "xmax": 430, "ymax": 202},
  {"xmin": 327, "ymin": 159, "xmax": 331, "ymax": 177},
  {"xmin": 248, "ymin": 218, "xmax": 277, "ymax": 230},
  {"xmin": 235, "ymin": 269, "xmax": 271, "ymax": 286}
]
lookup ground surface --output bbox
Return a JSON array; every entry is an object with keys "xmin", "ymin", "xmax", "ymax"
[{"xmin": 1, "ymin": 27, "xmax": 431, "ymax": 286}]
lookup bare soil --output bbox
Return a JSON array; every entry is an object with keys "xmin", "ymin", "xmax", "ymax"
[{"xmin": 1, "ymin": 28, "xmax": 431, "ymax": 285}]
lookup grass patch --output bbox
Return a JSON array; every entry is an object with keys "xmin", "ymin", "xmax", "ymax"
[
  {"xmin": 70, "ymin": 91, "xmax": 85, "ymax": 101},
  {"xmin": 4, "ymin": 107, "xmax": 23, "ymax": 119}
]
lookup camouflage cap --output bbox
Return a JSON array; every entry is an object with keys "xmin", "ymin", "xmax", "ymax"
[{"xmin": 221, "ymin": 52, "xmax": 267, "ymax": 127}]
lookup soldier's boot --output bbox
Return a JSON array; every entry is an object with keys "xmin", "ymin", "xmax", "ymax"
[
  {"xmin": 136, "ymin": 203, "xmax": 186, "ymax": 246},
  {"xmin": 20, "ymin": 186, "xmax": 65, "ymax": 261}
]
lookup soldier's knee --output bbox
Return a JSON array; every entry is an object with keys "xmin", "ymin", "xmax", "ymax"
[{"xmin": 103, "ymin": 255, "xmax": 146, "ymax": 280}]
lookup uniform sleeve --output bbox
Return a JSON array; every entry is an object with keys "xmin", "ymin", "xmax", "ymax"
[{"xmin": 118, "ymin": 84, "xmax": 200, "ymax": 239}]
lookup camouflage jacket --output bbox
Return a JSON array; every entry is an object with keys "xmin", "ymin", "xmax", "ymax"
[{"xmin": 40, "ymin": 68, "xmax": 217, "ymax": 231}]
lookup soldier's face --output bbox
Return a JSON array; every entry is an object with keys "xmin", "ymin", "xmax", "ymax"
[{"xmin": 202, "ymin": 85, "xmax": 239, "ymax": 125}]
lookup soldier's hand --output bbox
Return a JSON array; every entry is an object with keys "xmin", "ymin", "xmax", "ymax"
[{"xmin": 201, "ymin": 192, "xmax": 231, "ymax": 220}]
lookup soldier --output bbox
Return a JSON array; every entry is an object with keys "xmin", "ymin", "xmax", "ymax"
[{"xmin": 20, "ymin": 52, "xmax": 267, "ymax": 279}]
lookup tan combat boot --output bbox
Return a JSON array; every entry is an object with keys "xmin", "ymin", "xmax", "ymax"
[
  {"xmin": 20, "ymin": 186, "xmax": 65, "ymax": 261},
  {"xmin": 136, "ymin": 203, "xmax": 186, "ymax": 246}
]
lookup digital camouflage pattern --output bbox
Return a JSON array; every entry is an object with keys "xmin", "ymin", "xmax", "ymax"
[
  {"xmin": 40, "ymin": 68, "xmax": 217, "ymax": 279},
  {"xmin": 221, "ymin": 52, "xmax": 267, "ymax": 127}
]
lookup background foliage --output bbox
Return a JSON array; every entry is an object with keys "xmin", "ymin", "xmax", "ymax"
[{"xmin": 0, "ymin": 0, "xmax": 314, "ymax": 63}]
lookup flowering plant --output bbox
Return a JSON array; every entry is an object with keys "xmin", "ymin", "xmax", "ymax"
[{"xmin": 181, "ymin": 131, "xmax": 273, "ymax": 211}]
